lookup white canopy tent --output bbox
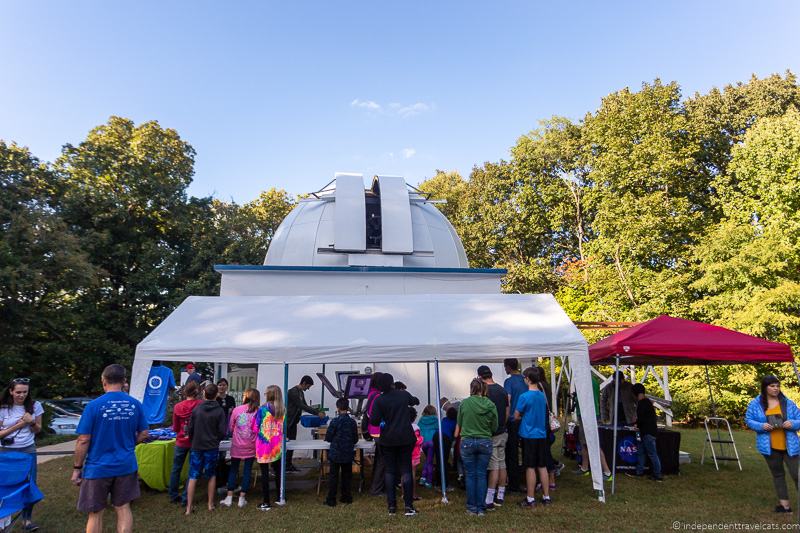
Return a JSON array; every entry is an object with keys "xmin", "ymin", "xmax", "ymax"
[{"xmin": 130, "ymin": 292, "xmax": 605, "ymax": 502}]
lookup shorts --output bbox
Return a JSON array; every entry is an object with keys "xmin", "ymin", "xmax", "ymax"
[
  {"xmin": 522, "ymin": 438, "xmax": 549, "ymax": 469},
  {"xmin": 488, "ymin": 432, "xmax": 508, "ymax": 470},
  {"xmin": 77, "ymin": 472, "xmax": 140, "ymax": 513},
  {"xmin": 189, "ymin": 449, "xmax": 219, "ymax": 480}
]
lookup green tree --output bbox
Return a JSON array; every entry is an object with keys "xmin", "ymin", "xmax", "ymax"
[
  {"xmin": 55, "ymin": 117, "xmax": 198, "ymax": 393},
  {"xmin": 0, "ymin": 141, "xmax": 96, "ymax": 395}
]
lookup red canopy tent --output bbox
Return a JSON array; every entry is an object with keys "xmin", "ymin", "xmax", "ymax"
[
  {"xmin": 588, "ymin": 315, "xmax": 794, "ymax": 495},
  {"xmin": 590, "ymin": 315, "xmax": 793, "ymax": 365}
]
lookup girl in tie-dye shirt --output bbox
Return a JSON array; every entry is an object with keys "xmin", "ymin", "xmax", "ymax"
[{"xmin": 251, "ymin": 385, "xmax": 284, "ymax": 510}]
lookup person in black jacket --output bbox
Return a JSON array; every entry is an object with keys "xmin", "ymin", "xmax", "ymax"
[
  {"xmin": 369, "ymin": 373, "xmax": 420, "ymax": 516},
  {"xmin": 324, "ymin": 398, "xmax": 359, "ymax": 506},
  {"xmin": 627, "ymin": 383, "xmax": 663, "ymax": 481},
  {"xmin": 185, "ymin": 384, "xmax": 228, "ymax": 514},
  {"xmin": 286, "ymin": 375, "xmax": 324, "ymax": 472}
]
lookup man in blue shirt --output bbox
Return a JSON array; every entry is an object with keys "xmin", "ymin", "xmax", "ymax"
[
  {"xmin": 514, "ymin": 367, "xmax": 550, "ymax": 508},
  {"xmin": 142, "ymin": 364, "xmax": 176, "ymax": 425},
  {"xmin": 503, "ymin": 358, "xmax": 528, "ymax": 492},
  {"xmin": 72, "ymin": 364, "xmax": 149, "ymax": 533}
]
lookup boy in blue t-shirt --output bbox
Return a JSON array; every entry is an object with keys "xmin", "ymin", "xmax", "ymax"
[{"xmin": 514, "ymin": 367, "xmax": 550, "ymax": 508}]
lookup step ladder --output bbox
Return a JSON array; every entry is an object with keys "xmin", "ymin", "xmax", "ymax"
[{"xmin": 701, "ymin": 417, "xmax": 742, "ymax": 471}]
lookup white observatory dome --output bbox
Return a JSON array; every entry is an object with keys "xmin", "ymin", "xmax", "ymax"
[{"xmin": 265, "ymin": 174, "xmax": 469, "ymax": 268}]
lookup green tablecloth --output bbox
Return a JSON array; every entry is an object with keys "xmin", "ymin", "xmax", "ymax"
[{"xmin": 135, "ymin": 439, "xmax": 188, "ymax": 491}]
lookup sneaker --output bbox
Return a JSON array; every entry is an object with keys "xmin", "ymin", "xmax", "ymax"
[
  {"xmin": 404, "ymin": 507, "xmax": 418, "ymax": 516},
  {"xmin": 220, "ymin": 495, "xmax": 232, "ymax": 507},
  {"xmin": 775, "ymin": 505, "xmax": 792, "ymax": 513},
  {"xmin": 555, "ymin": 463, "xmax": 566, "ymax": 477},
  {"xmin": 651, "ymin": 475, "xmax": 664, "ymax": 482},
  {"xmin": 573, "ymin": 467, "xmax": 590, "ymax": 475},
  {"xmin": 494, "ymin": 496, "xmax": 504, "ymax": 507},
  {"xmin": 518, "ymin": 499, "xmax": 535, "ymax": 509},
  {"xmin": 388, "ymin": 507, "xmax": 397, "ymax": 515},
  {"xmin": 476, "ymin": 511, "xmax": 486, "ymax": 516},
  {"xmin": 258, "ymin": 503, "xmax": 272, "ymax": 511},
  {"xmin": 423, "ymin": 481, "xmax": 433, "ymax": 489},
  {"xmin": 541, "ymin": 497, "xmax": 552, "ymax": 506},
  {"xmin": 275, "ymin": 499, "xmax": 286, "ymax": 506},
  {"xmin": 22, "ymin": 523, "xmax": 40, "ymax": 532},
  {"xmin": 466, "ymin": 510, "xmax": 478, "ymax": 516},
  {"xmin": 418, "ymin": 477, "xmax": 427, "ymax": 486},
  {"xmin": 484, "ymin": 502, "xmax": 496, "ymax": 511},
  {"xmin": 605, "ymin": 472, "xmax": 614, "ymax": 482},
  {"xmin": 237, "ymin": 496, "xmax": 247, "ymax": 508}
]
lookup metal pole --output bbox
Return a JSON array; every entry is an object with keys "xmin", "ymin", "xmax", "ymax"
[
  {"xmin": 427, "ymin": 362, "xmax": 431, "ymax": 406},
  {"xmin": 550, "ymin": 356, "xmax": 557, "ymax": 417},
  {"xmin": 705, "ymin": 365, "xmax": 717, "ymax": 417},
  {"xmin": 280, "ymin": 363, "xmax": 288, "ymax": 504},
  {"xmin": 320, "ymin": 363, "xmax": 326, "ymax": 410},
  {"xmin": 433, "ymin": 359, "xmax": 448, "ymax": 503},
  {"xmin": 611, "ymin": 355, "xmax": 620, "ymax": 495}
]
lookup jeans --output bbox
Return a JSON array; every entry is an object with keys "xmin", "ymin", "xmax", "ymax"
[
  {"xmin": 369, "ymin": 436, "xmax": 386, "ymax": 495},
  {"xmin": 260, "ymin": 461, "xmax": 281, "ymax": 505},
  {"xmin": 432, "ymin": 433, "xmax": 452, "ymax": 486},
  {"xmin": 460, "ymin": 437, "xmax": 492, "ymax": 513},
  {"xmin": 382, "ymin": 444, "xmax": 413, "ymax": 510},
  {"xmin": 421, "ymin": 441, "xmax": 434, "ymax": 481},
  {"xmin": 168, "ymin": 445, "xmax": 190, "ymax": 503},
  {"xmin": 505, "ymin": 420, "xmax": 522, "ymax": 490},
  {"xmin": 286, "ymin": 422, "xmax": 298, "ymax": 466},
  {"xmin": 227, "ymin": 457, "xmax": 254, "ymax": 493},
  {"xmin": 764, "ymin": 449, "xmax": 799, "ymax": 501},
  {"xmin": 636, "ymin": 434, "xmax": 662, "ymax": 477},
  {"xmin": 326, "ymin": 461, "xmax": 353, "ymax": 505}
]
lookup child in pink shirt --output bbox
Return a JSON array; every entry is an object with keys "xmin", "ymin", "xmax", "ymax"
[
  {"xmin": 410, "ymin": 407, "xmax": 424, "ymax": 500},
  {"xmin": 220, "ymin": 388, "xmax": 259, "ymax": 509}
]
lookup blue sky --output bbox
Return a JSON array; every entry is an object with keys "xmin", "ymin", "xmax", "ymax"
[{"xmin": 1, "ymin": 1, "xmax": 798, "ymax": 202}]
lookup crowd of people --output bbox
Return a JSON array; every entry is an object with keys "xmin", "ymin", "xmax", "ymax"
[{"xmin": 5, "ymin": 363, "xmax": 800, "ymax": 531}]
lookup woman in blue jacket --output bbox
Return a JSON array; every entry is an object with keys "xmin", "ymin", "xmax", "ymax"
[{"xmin": 745, "ymin": 375, "xmax": 800, "ymax": 513}]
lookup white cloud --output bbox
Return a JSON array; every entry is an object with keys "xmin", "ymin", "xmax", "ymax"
[
  {"xmin": 396, "ymin": 102, "xmax": 431, "ymax": 118},
  {"xmin": 350, "ymin": 98, "xmax": 381, "ymax": 111},
  {"xmin": 401, "ymin": 148, "xmax": 416, "ymax": 159},
  {"xmin": 350, "ymin": 99, "xmax": 433, "ymax": 118}
]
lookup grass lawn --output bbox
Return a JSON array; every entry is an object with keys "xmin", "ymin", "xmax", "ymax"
[{"xmin": 29, "ymin": 428, "xmax": 799, "ymax": 532}]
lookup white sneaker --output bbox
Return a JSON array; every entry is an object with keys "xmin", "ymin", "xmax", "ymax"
[
  {"xmin": 237, "ymin": 496, "xmax": 247, "ymax": 508},
  {"xmin": 220, "ymin": 495, "xmax": 232, "ymax": 507},
  {"xmin": 275, "ymin": 499, "xmax": 286, "ymax": 506}
]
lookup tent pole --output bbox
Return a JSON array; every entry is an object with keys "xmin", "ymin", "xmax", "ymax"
[
  {"xmin": 611, "ymin": 355, "xmax": 620, "ymax": 495},
  {"xmin": 320, "ymin": 363, "xmax": 326, "ymax": 410},
  {"xmin": 550, "ymin": 356, "xmax": 557, "ymax": 417},
  {"xmin": 705, "ymin": 365, "xmax": 717, "ymax": 417},
  {"xmin": 280, "ymin": 363, "xmax": 288, "ymax": 505},
  {"xmin": 427, "ymin": 362, "xmax": 431, "ymax": 406},
  {"xmin": 433, "ymin": 359, "xmax": 448, "ymax": 503}
]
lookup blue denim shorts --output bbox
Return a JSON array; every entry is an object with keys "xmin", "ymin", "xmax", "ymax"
[{"xmin": 189, "ymin": 449, "xmax": 219, "ymax": 480}]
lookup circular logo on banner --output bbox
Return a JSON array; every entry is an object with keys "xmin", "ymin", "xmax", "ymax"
[
  {"xmin": 618, "ymin": 436, "xmax": 639, "ymax": 464},
  {"xmin": 148, "ymin": 376, "xmax": 163, "ymax": 390}
]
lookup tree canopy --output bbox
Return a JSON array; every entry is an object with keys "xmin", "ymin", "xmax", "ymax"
[{"xmin": 2, "ymin": 73, "xmax": 799, "ymax": 420}]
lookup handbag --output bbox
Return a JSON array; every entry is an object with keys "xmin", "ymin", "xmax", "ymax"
[{"xmin": 549, "ymin": 412, "xmax": 561, "ymax": 432}]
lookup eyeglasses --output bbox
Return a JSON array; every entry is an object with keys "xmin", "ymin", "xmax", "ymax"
[{"xmin": 11, "ymin": 378, "xmax": 30, "ymax": 384}]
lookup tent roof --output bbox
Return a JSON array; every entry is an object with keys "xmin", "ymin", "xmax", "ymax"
[
  {"xmin": 135, "ymin": 293, "xmax": 588, "ymax": 364},
  {"xmin": 589, "ymin": 315, "xmax": 793, "ymax": 365}
]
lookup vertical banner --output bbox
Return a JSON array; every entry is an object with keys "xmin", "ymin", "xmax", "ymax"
[{"xmin": 226, "ymin": 363, "xmax": 258, "ymax": 403}]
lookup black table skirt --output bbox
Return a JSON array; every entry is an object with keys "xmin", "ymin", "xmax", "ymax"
[{"xmin": 598, "ymin": 426, "xmax": 681, "ymax": 475}]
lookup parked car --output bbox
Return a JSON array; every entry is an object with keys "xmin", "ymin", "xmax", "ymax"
[{"xmin": 41, "ymin": 400, "xmax": 87, "ymax": 435}]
